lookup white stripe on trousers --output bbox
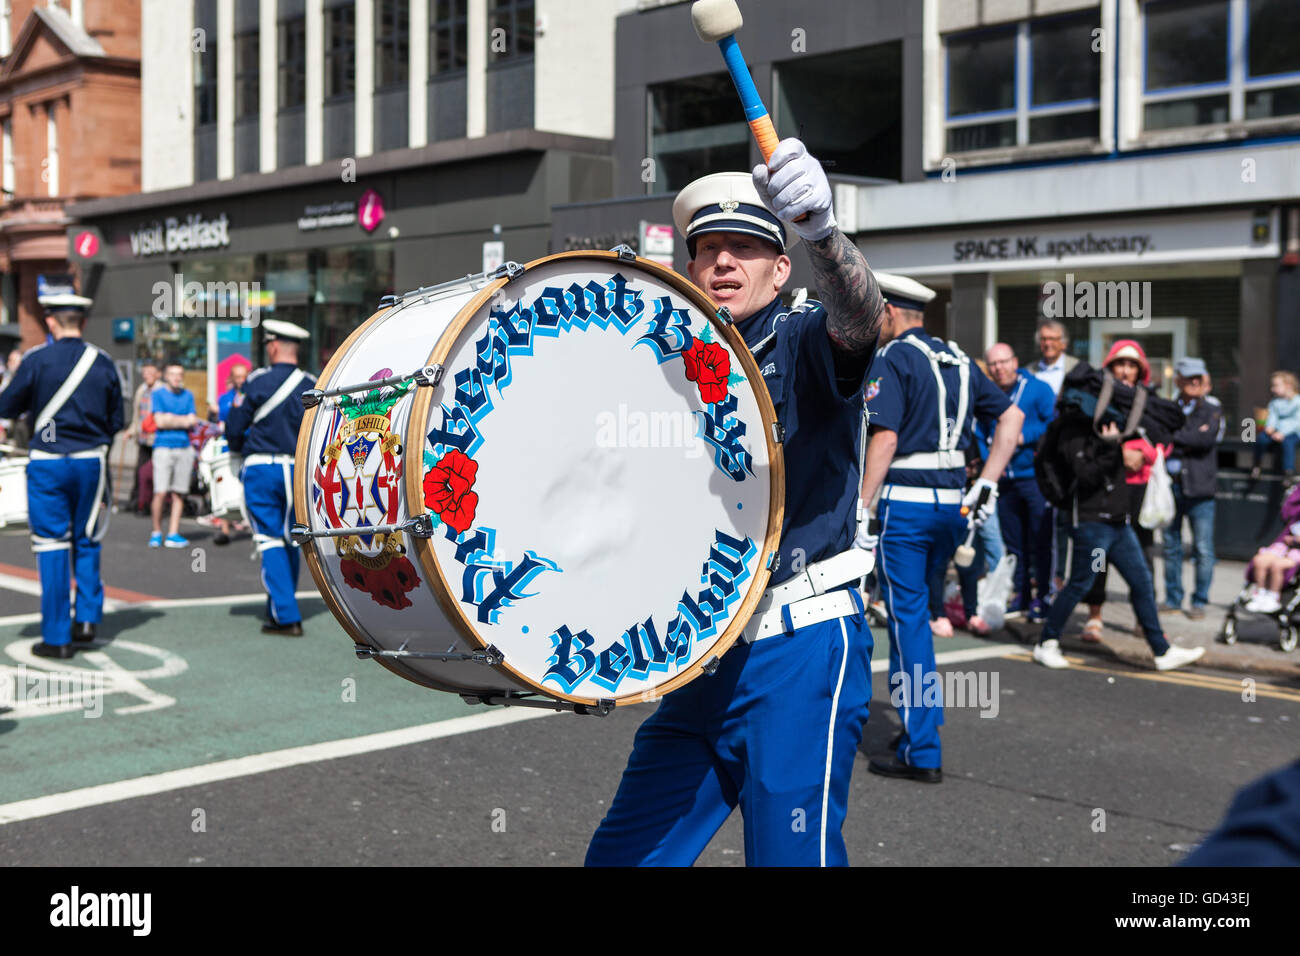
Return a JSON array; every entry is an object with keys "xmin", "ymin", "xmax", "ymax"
[
  {"xmin": 820, "ymin": 616, "xmax": 850, "ymax": 867},
  {"xmin": 878, "ymin": 505, "xmax": 913, "ymax": 763}
]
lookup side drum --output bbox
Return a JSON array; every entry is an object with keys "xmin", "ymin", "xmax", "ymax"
[{"xmin": 294, "ymin": 251, "xmax": 783, "ymax": 712}]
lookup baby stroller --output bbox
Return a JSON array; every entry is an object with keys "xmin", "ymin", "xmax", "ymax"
[{"xmin": 1220, "ymin": 485, "xmax": 1300, "ymax": 653}]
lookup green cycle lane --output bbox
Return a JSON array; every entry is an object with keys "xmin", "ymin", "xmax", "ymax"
[
  {"xmin": 0, "ymin": 595, "xmax": 995, "ymax": 806},
  {"xmin": 0, "ymin": 599, "xmax": 476, "ymax": 805}
]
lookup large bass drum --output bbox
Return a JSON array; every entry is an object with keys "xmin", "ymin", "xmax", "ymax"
[{"xmin": 294, "ymin": 250, "xmax": 783, "ymax": 711}]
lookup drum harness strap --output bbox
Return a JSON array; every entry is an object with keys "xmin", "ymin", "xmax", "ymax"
[
  {"xmin": 252, "ymin": 368, "xmax": 307, "ymax": 425},
  {"xmin": 889, "ymin": 335, "xmax": 970, "ymax": 473},
  {"xmin": 33, "ymin": 343, "xmax": 99, "ymax": 439}
]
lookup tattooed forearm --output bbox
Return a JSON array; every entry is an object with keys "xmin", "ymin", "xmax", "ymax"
[{"xmin": 806, "ymin": 228, "xmax": 884, "ymax": 355}]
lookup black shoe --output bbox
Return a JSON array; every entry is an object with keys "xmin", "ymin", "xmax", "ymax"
[
  {"xmin": 262, "ymin": 621, "xmax": 304, "ymax": 637},
  {"xmin": 889, "ymin": 731, "xmax": 904, "ymax": 751},
  {"xmin": 868, "ymin": 755, "xmax": 942, "ymax": 784},
  {"xmin": 213, "ymin": 533, "xmax": 231, "ymax": 546},
  {"xmin": 72, "ymin": 621, "xmax": 96, "ymax": 643},
  {"xmin": 32, "ymin": 641, "xmax": 75, "ymax": 659}
]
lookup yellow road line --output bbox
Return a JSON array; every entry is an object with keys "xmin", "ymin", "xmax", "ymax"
[{"xmin": 1002, "ymin": 651, "xmax": 1300, "ymax": 702}]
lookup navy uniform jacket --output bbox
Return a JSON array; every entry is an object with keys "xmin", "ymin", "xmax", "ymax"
[
  {"xmin": 226, "ymin": 362, "xmax": 316, "ymax": 456},
  {"xmin": 864, "ymin": 327, "xmax": 1010, "ymax": 490},
  {"xmin": 741, "ymin": 295, "xmax": 872, "ymax": 586},
  {"xmin": 0, "ymin": 339, "xmax": 123, "ymax": 452}
]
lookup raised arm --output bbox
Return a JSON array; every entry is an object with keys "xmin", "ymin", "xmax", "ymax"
[{"xmin": 806, "ymin": 229, "xmax": 885, "ymax": 357}]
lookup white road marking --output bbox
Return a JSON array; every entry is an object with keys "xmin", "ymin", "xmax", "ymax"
[
  {"xmin": 870, "ymin": 643, "xmax": 1021, "ymax": 673},
  {"xmin": 0, "ymin": 589, "xmax": 320, "ymax": 628},
  {"xmin": 0, "ymin": 706, "xmax": 554, "ymax": 825}
]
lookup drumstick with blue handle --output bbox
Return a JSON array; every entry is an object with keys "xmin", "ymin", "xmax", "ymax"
[{"xmin": 691, "ymin": 0, "xmax": 809, "ymax": 221}]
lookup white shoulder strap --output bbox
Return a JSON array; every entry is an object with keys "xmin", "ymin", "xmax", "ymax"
[
  {"xmin": 34, "ymin": 344, "xmax": 98, "ymax": 433},
  {"xmin": 901, "ymin": 335, "xmax": 970, "ymax": 452},
  {"xmin": 252, "ymin": 369, "xmax": 306, "ymax": 425}
]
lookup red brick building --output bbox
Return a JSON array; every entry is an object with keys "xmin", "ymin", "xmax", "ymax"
[{"xmin": 0, "ymin": 0, "xmax": 140, "ymax": 349}]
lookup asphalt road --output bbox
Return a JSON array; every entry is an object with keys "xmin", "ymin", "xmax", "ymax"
[{"xmin": 1, "ymin": 513, "xmax": 1297, "ymax": 866}]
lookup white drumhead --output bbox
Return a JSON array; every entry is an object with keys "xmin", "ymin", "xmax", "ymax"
[{"xmin": 408, "ymin": 252, "xmax": 781, "ymax": 705}]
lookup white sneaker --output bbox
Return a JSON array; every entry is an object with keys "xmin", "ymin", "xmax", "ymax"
[
  {"xmin": 1033, "ymin": 639, "xmax": 1070, "ymax": 669},
  {"xmin": 1247, "ymin": 592, "xmax": 1282, "ymax": 614},
  {"xmin": 1154, "ymin": 644, "xmax": 1206, "ymax": 671}
]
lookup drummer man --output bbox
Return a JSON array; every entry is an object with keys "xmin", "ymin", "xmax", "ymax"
[
  {"xmin": 586, "ymin": 139, "xmax": 883, "ymax": 867},
  {"xmin": 226, "ymin": 319, "xmax": 316, "ymax": 636},
  {"xmin": 856, "ymin": 276, "xmax": 1022, "ymax": 782},
  {"xmin": 0, "ymin": 294, "xmax": 123, "ymax": 657}
]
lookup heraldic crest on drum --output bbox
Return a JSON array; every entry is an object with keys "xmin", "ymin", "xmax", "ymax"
[{"xmin": 313, "ymin": 370, "xmax": 422, "ymax": 610}]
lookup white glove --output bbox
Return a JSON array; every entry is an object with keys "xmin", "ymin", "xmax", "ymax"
[
  {"xmin": 752, "ymin": 138, "xmax": 836, "ymax": 242},
  {"xmin": 961, "ymin": 477, "xmax": 999, "ymax": 527},
  {"xmin": 854, "ymin": 514, "xmax": 879, "ymax": 552}
]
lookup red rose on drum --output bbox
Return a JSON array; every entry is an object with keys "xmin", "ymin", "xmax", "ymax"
[
  {"xmin": 423, "ymin": 449, "xmax": 480, "ymax": 533},
  {"xmin": 340, "ymin": 555, "xmax": 420, "ymax": 610},
  {"xmin": 682, "ymin": 340, "xmax": 731, "ymax": 405}
]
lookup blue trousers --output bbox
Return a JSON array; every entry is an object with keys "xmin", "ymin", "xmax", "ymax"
[
  {"xmin": 242, "ymin": 461, "xmax": 301, "ymax": 625},
  {"xmin": 878, "ymin": 496, "xmax": 965, "ymax": 770},
  {"xmin": 1162, "ymin": 484, "xmax": 1216, "ymax": 609},
  {"xmin": 998, "ymin": 475, "xmax": 1052, "ymax": 606},
  {"xmin": 1041, "ymin": 520, "xmax": 1170, "ymax": 656},
  {"xmin": 1253, "ymin": 431, "xmax": 1299, "ymax": 473},
  {"xmin": 26, "ymin": 455, "xmax": 109, "ymax": 646},
  {"xmin": 586, "ymin": 603, "xmax": 872, "ymax": 866}
]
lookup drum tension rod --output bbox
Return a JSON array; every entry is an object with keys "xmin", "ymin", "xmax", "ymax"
[
  {"xmin": 290, "ymin": 513, "xmax": 438, "ymax": 544},
  {"xmin": 301, "ymin": 365, "xmax": 445, "ymax": 409},
  {"xmin": 609, "ymin": 243, "xmax": 637, "ymax": 261},
  {"xmin": 716, "ymin": 306, "xmax": 734, "ymax": 325},
  {"xmin": 382, "ymin": 262, "xmax": 527, "ymax": 309},
  {"xmin": 354, "ymin": 644, "xmax": 502, "ymax": 666},
  {"xmin": 771, "ymin": 422, "xmax": 785, "ymax": 444},
  {"xmin": 460, "ymin": 693, "xmax": 617, "ymax": 717}
]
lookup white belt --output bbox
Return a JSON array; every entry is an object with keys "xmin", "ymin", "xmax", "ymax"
[
  {"xmin": 880, "ymin": 484, "xmax": 963, "ymax": 504},
  {"xmin": 28, "ymin": 446, "xmax": 108, "ymax": 460},
  {"xmin": 244, "ymin": 454, "xmax": 294, "ymax": 467},
  {"xmin": 744, "ymin": 590, "xmax": 861, "ymax": 643},
  {"xmin": 891, "ymin": 450, "xmax": 965, "ymax": 470},
  {"xmin": 743, "ymin": 548, "xmax": 873, "ymax": 643}
]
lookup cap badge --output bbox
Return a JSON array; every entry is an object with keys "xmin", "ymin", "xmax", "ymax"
[{"xmin": 719, "ymin": 199, "xmax": 740, "ymax": 214}]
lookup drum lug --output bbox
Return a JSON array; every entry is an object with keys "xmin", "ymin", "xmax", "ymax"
[
  {"xmin": 609, "ymin": 243, "xmax": 637, "ymax": 262},
  {"xmin": 574, "ymin": 699, "xmax": 616, "ymax": 717},
  {"xmin": 771, "ymin": 421, "xmax": 785, "ymax": 444},
  {"xmin": 701, "ymin": 655, "xmax": 721, "ymax": 676},
  {"xmin": 301, "ymin": 389, "xmax": 324, "ymax": 409},
  {"xmin": 415, "ymin": 364, "xmax": 445, "ymax": 388},
  {"xmin": 473, "ymin": 644, "xmax": 505, "ymax": 667},
  {"xmin": 765, "ymin": 550, "xmax": 777, "ymax": 570},
  {"xmin": 378, "ymin": 294, "xmax": 399, "ymax": 309},
  {"xmin": 716, "ymin": 306, "xmax": 734, "ymax": 326},
  {"xmin": 490, "ymin": 261, "xmax": 526, "ymax": 280}
]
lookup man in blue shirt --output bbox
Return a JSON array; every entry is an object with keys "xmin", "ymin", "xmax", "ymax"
[
  {"xmin": 226, "ymin": 320, "xmax": 316, "ymax": 636},
  {"xmin": 586, "ymin": 138, "xmax": 883, "ymax": 866},
  {"xmin": 858, "ymin": 281, "xmax": 1023, "ymax": 782},
  {"xmin": 978, "ymin": 343, "xmax": 1057, "ymax": 621},
  {"xmin": 0, "ymin": 294, "xmax": 123, "ymax": 657},
  {"xmin": 149, "ymin": 363, "xmax": 199, "ymax": 548}
]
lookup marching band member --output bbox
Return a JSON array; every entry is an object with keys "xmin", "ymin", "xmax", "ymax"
[
  {"xmin": 857, "ymin": 275, "xmax": 1023, "ymax": 783},
  {"xmin": 226, "ymin": 320, "xmax": 316, "ymax": 637},
  {"xmin": 587, "ymin": 138, "xmax": 883, "ymax": 867},
  {"xmin": 0, "ymin": 294, "xmax": 122, "ymax": 657}
]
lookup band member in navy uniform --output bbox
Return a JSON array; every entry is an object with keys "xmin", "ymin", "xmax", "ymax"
[
  {"xmin": 587, "ymin": 138, "xmax": 884, "ymax": 866},
  {"xmin": 856, "ymin": 274, "xmax": 1023, "ymax": 782},
  {"xmin": 226, "ymin": 320, "xmax": 316, "ymax": 636},
  {"xmin": 0, "ymin": 294, "xmax": 123, "ymax": 657}
]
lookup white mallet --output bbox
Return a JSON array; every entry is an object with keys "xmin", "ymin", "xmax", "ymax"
[{"xmin": 691, "ymin": 0, "xmax": 782, "ymax": 163}]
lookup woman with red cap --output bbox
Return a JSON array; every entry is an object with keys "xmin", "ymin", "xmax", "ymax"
[{"xmin": 1077, "ymin": 340, "xmax": 1169, "ymax": 642}]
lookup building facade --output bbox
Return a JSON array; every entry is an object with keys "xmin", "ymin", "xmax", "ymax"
[
  {"xmin": 0, "ymin": 0, "xmax": 140, "ymax": 350},
  {"xmin": 70, "ymin": 0, "xmax": 630, "ymax": 403}
]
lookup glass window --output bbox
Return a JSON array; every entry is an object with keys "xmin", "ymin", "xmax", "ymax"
[
  {"xmin": 650, "ymin": 72, "xmax": 750, "ymax": 193},
  {"xmin": 430, "ymin": 0, "xmax": 467, "ymax": 75},
  {"xmin": 193, "ymin": 40, "xmax": 217, "ymax": 126},
  {"xmin": 1246, "ymin": 84, "xmax": 1300, "ymax": 120},
  {"xmin": 1145, "ymin": 93, "xmax": 1229, "ymax": 130},
  {"xmin": 1031, "ymin": 13, "xmax": 1100, "ymax": 106},
  {"xmin": 375, "ymin": 0, "xmax": 409, "ymax": 89},
  {"xmin": 235, "ymin": 30, "xmax": 258, "ymax": 120},
  {"xmin": 774, "ymin": 43, "xmax": 903, "ymax": 181},
  {"xmin": 278, "ymin": 18, "xmax": 306, "ymax": 110},
  {"xmin": 324, "ymin": 3, "xmax": 356, "ymax": 101},
  {"xmin": 944, "ymin": 12, "xmax": 1100, "ymax": 153},
  {"xmin": 947, "ymin": 28, "xmax": 1015, "ymax": 117},
  {"xmin": 489, "ymin": 0, "xmax": 534, "ymax": 64},
  {"xmin": 1248, "ymin": 0, "xmax": 1300, "ymax": 79},
  {"xmin": 1145, "ymin": 0, "xmax": 1227, "ymax": 91}
]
